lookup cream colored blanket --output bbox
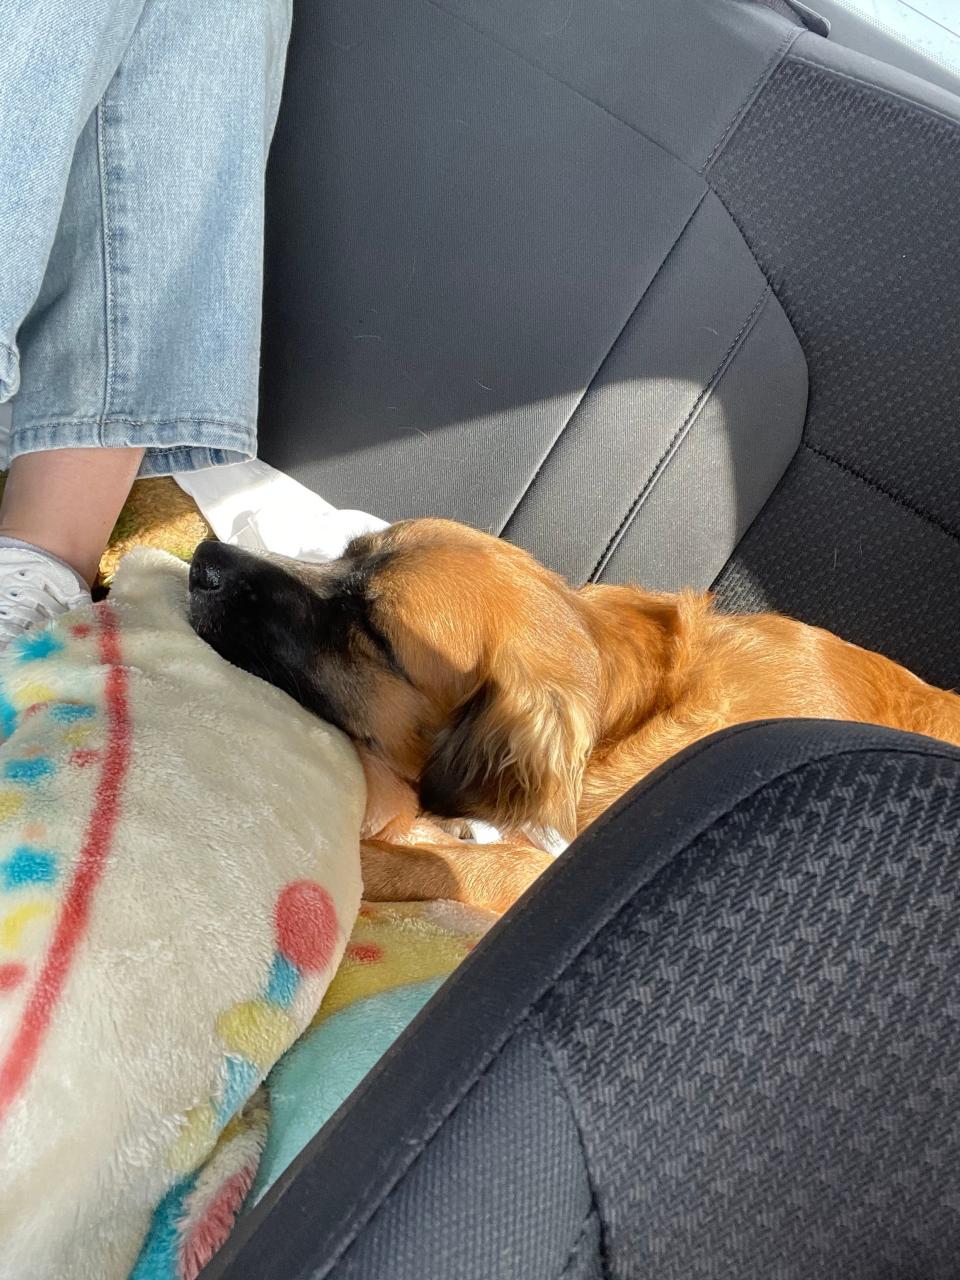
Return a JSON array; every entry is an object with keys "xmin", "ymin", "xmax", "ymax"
[{"xmin": 0, "ymin": 550, "xmax": 364, "ymax": 1280}]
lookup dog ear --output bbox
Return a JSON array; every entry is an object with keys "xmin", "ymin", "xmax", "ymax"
[{"xmin": 418, "ymin": 660, "xmax": 594, "ymax": 840}]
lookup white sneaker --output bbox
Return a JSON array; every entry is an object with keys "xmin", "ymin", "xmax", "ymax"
[{"xmin": 0, "ymin": 543, "xmax": 91, "ymax": 649}]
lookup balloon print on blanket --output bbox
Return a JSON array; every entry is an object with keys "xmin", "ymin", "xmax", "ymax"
[{"xmin": 167, "ymin": 880, "xmax": 341, "ymax": 1175}]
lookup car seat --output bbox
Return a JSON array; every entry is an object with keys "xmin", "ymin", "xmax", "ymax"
[{"xmin": 204, "ymin": 2, "xmax": 960, "ymax": 1274}]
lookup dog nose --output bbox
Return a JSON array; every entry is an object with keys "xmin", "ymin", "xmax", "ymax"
[{"xmin": 189, "ymin": 540, "xmax": 230, "ymax": 593}]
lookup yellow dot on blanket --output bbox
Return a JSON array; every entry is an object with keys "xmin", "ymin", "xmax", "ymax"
[
  {"xmin": 216, "ymin": 1000, "xmax": 297, "ymax": 1070},
  {"xmin": 0, "ymin": 790, "xmax": 24, "ymax": 822},
  {"xmin": 0, "ymin": 900, "xmax": 53, "ymax": 952},
  {"xmin": 12, "ymin": 683, "xmax": 56, "ymax": 709},
  {"xmin": 62, "ymin": 725, "xmax": 93, "ymax": 748},
  {"xmin": 167, "ymin": 1103, "xmax": 218, "ymax": 1175}
]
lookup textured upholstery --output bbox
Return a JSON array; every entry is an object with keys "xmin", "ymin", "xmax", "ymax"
[
  {"xmin": 711, "ymin": 37, "xmax": 960, "ymax": 688},
  {"xmin": 208, "ymin": 722, "xmax": 960, "ymax": 1279},
  {"xmin": 535, "ymin": 744, "xmax": 960, "ymax": 1277}
]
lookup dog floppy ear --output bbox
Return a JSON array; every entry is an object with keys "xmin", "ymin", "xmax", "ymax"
[{"xmin": 418, "ymin": 659, "xmax": 595, "ymax": 840}]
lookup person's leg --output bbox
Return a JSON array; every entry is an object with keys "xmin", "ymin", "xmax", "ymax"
[
  {"xmin": 0, "ymin": 1, "xmax": 151, "ymax": 406},
  {"xmin": 0, "ymin": 448, "xmax": 144, "ymax": 587},
  {"xmin": 0, "ymin": 0, "xmax": 291, "ymax": 640},
  {"xmin": 9, "ymin": 0, "xmax": 292, "ymax": 476},
  {"xmin": 0, "ymin": 1, "xmax": 151, "ymax": 640}
]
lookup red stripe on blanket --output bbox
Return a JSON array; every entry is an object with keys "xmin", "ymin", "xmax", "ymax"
[{"xmin": 0, "ymin": 606, "xmax": 131, "ymax": 1125}]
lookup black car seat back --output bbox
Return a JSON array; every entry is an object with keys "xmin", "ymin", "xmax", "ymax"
[
  {"xmin": 208, "ymin": 722, "xmax": 960, "ymax": 1279},
  {"xmin": 258, "ymin": 0, "xmax": 811, "ymax": 591},
  {"xmin": 259, "ymin": 0, "xmax": 960, "ymax": 691}
]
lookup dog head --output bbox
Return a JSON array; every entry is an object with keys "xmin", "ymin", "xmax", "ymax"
[{"xmin": 188, "ymin": 520, "xmax": 601, "ymax": 837}]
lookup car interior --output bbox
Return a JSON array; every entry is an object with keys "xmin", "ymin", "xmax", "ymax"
[{"xmin": 77, "ymin": 0, "xmax": 960, "ymax": 1273}]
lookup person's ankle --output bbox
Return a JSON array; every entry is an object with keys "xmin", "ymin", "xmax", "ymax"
[
  {"xmin": 0, "ymin": 535, "xmax": 93, "ymax": 594},
  {"xmin": 0, "ymin": 527, "xmax": 97, "ymax": 588}
]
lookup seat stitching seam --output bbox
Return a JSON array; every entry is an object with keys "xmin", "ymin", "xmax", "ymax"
[
  {"xmin": 588, "ymin": 285, "xmax": 770, "ymax": 582},
  {"xmin": 558, "ymin": 1207, "xmax": 602, "ymax": 1279},
  {"xmin": 707, "ymin": 184, "xmax": 779, "ymax": 294},
  {"xmin": 703, "ymin": 26, "xmax": 803, "ymax": 173},
  {"xmin": 322, "ymin": 740, "xmax": 958, "ymax": 1276},
  {"xmin": 498, "ymin": 190, "xmax": 708, "ymax": 537},
  {"xmin": 559, "ymin": 1210, "xmax": 602, "ymax": 1278},
  {"xmin": 535, "ymin": 1022, "xmax": 609, "ymax": 1278},
  {"xmin": 804, "ymin": 443, "xmax": 960, "ymax": 546}
]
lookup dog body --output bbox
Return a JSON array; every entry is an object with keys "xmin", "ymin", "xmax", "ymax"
[
  {"xmin": 189, "ymin": 520, "xmax": 960, "ymax": 911},
  {"xmin": 574, "ymin": 583, "xmax": 960, "ymax": 826}
]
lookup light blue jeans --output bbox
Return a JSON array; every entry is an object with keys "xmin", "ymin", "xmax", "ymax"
[{"xmin": 0, "ymin": 0, "xmax": 292, "ymax": 475}]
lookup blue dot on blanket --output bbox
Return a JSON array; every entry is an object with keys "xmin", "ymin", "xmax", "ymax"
[
  {"xmin": 263, "ymin": 952, "xmax": 299, "ymax": 1009},
  {"xmin": 128, "ymin": 1177, "xmax": 191, "ymax": 1280},
  {"xmin": 14, "ymin": 630, "xmax": 64, "ymax": 662},
  {"xmin": 2, "ymin": 846, "xmax": 57, "ymax": 889},
  {"xmin": 0, "ymin": 687, "xmax": 17, "ymax": 741},
  {"xmin": 217, "ymin": 1055, "xmax": 261, "ymax": 1125},
  {"xmin": 4, "ymin": 757, "xmax": 56, "ymax": 784},
  {"xmin": 50, "ymin": 703, "xmax": 96, "ymax": 723}
]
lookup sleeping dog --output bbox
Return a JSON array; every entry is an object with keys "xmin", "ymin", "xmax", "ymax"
[{"xmin": 188, "ymin": 518, "xmax": 960, "ymax": 912}]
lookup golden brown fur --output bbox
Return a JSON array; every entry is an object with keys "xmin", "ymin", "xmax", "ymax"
[
  {"xmin": 188, "ymin": 518, "xmax": 960, "ymax": 914},
  {"xmin": 325, "ymin": 520, "xmax": 960, "ymax": 912}
]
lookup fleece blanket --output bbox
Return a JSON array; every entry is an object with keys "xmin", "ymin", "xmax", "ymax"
[
  {"xmin": 166, "ymin": 464, "xmax": 502, "ymax": 1206},
  {"xmin": 0, "ymin": 550, "xmax": 364, "ymax": 1280},
  {"xmin": 251, "ymin": 899, "xmax": 496, "ymax": 1201}
]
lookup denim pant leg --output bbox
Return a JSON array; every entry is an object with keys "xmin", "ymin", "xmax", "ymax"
[
  {"xmin": 2, "ymin": 0, "xmax": 291, "ymax": 476},
  {"xmin": 0, "ymin": 0, "xmax": 149, "ymax": 403}
]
